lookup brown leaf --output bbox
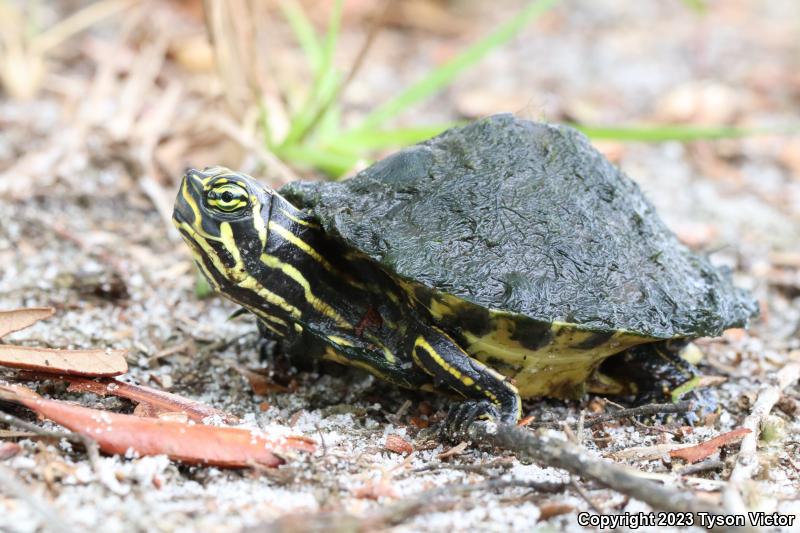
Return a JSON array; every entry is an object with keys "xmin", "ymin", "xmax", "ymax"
[
  {"xmin": 0, "ymin": 345, "xmax": 128, "ymax": 376},
  {"xmin": 64, "ymin": 376, "xmax": 239, "ymax": 424},
  {"xmin": 0, "ymin": 442, "xmax": 22, "ymax": 460},
  {"xmin": 669, "ymin": 428, "xmax": 751, "ymax": 463},
  {"xmin": 408, "ymin": 416, "xmax": 429, "ymax": 429},
  {"xmin": 233, "ymin": 366, "xmax": 289, "ymax": 396},
  {"xmin": 538, "ymin": 502, "xmax": 575, "ymax": 521},
  {"xmin": 1, "ymin": 384, "xmax": 315, "ymax": 468},
  {"xmin": 437, "ymin": 441, "xmax": 469, "ymax": 460},
  {"xmin": 384, "ymin": 434, "xmax": 413, "ymax": 455},
  {"xmin": 517, "ymin": 415, "xmax": 535, "ymax": 427},
  {"xmin": 0, "ymin": 308, "xmax": 54, "ymax": 338}
]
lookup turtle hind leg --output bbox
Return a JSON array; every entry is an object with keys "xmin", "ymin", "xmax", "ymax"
[
  {"xmin": 409, "ymin": 325, "xmax": 521, "ymax": 439},
  {"xmin": 598, "ymin": 340, "xmax": 717, "ymax": 424}
]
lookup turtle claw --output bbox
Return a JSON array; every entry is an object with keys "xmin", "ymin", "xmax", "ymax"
[{"xmin": 442, "ymin": 400, "xmax": 503, "ymax": 441}]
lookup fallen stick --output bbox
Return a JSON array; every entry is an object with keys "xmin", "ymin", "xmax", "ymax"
[
  {"xmin": 468, "ymin": 421, "xmax": 719, "ymax": 515},
  {"xmin": 723, "ymin": 359, "xmax": 800, "ymax": 514},
  {"xmin": 530, "ymin": 400, "xmax": 694, "ymax": 429},
  {"xmin": 583, "ymin": 400, "xmax": 694, "ymax": 427}
]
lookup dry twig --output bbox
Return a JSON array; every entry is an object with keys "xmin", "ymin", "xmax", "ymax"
[
  {"xmin": 724, "ymin": 360, "xmax": 800, "ymax": 514},
  {"xmin": 583, "ymin": 400, "xmax": 694, "ymax": 427},
  {"xmin": 468, "ymin": 422, "xmax": 719, "ymax": 515}
]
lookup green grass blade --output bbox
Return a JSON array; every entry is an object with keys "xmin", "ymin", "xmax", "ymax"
[
  {"xmin": 348, "ymin": 0, "xmax": 557, "ymax": 133},
  {"xmin": 331, "ymin": 123, "xmax": 457, "ymax": 151},
  {"xmin": 279, "ymin": 0, "xmax": 323, "ymax": 71},
  {"xmin": 281, "ymin": 0, "xmax": 343, "ymax": 146},
  {"xmin": 576, "ymin": 124, "xmax": 762, "ymax": 142},
  {"xmin": 279, "ymin": 144, "xmax": 359, "ymax": 177},
  {"xmin": 680, "ymin": 0, "xmax": 707, "ymax": 13}
]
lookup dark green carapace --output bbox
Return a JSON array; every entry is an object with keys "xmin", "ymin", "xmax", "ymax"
[
  {"xmin": 282, "ymin": 114, "xmax": 755, "ymax": 339},
  {"xmin": 174, "ymin": 115, "xmax": 757, "ymax": 435}
]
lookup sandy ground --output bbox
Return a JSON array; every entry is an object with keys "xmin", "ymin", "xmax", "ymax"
[{"xmin": 1, "ymin": 1, "xmax": 799, "ymax": 531}]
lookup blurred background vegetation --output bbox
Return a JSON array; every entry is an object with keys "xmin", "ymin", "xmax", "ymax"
[
  {"xmin": 1, "ymin": 2, "xmax": 799, "ymax": 529},
  {"xmin": 2, "ymin": 0, "xmax": 798, "ymax": 185}
]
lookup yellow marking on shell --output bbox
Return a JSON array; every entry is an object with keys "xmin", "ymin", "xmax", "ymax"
[
  {"xmin": 399, "ymin": 279, "xmax": 655, "ymax": 400},
  {"xmin": 279, "ymin": 208, "xmax": 320, "ymax": 228},
  {"xmin": 260, "ymin": 253, "xmax": 351, "ymax": 328},
  {"xmin": 462, "ymin": 317, "xmax": 653, "ymax": 399},
  {"xmin": 294, "ymin": 323, "xmax": 303, "ymax": 333}
]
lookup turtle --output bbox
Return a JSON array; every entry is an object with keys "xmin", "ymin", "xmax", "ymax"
[{"xmin": 172, "ymin": 114, "xmax": 757, "ymax": 436}]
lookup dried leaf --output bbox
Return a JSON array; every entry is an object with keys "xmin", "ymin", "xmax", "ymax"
[
  {"xmin": 63, "ymin": 376, "xmax": 239, "ymax": 424},
  {"xmin": 0, "ymin": 308, "xmax": 127, "ymax": 377},
  {"xmin": 0, "ymin": 345, "xmax": 128, "ymax": 376},
  {"xmin": 437, "ymin": 441, "xmax": 469, "ymax": 460},
  {"xmin": 669, "ymin": 428, "xmax": 751, "ymax": 463},
  {"xmin": 610, "ymin": 443, "xmax": 695, "ymax": 461},
  {"xmin": 538, "ymin": 502, "xmax": 575, "ymax": 521},
  {"xmin": 384, "ymin": 434, "xmax": 413, "ymax": 455},
  {"xmin": 1, "ymin": 384, "xmax": 315, "ymax": 468},
  {"xmin": 517, "ymin": 415, "xmax": 535, "ymax": 427},
  {"xmin": 0, "ymin": 308, "xmax": 54, "ymax": 338},
  {"xmin": 0, "ymin": 442, "xmax": 22, "ymax": 460},
  {"xmin": 234, "ymin": 366, "xmax": 289, "ymax": 395},
  {"xmin": 408, "ymin": 416, "xmax": 429, "ymax": 429}
]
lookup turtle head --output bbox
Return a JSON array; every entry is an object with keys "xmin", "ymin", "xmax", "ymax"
[{"xmin": 173, "ymin": 167, "xmax": 273, "ymax": 290}]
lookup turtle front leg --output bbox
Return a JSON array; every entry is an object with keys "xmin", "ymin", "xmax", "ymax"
[{"xmin": 410, "ymin": 325, "xmax": 521, "ymax": 439}]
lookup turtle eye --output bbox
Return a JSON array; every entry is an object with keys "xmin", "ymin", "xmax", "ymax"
[{"xmin": 207, "ymin": 182, "xmax": 249, "ymax": 213}]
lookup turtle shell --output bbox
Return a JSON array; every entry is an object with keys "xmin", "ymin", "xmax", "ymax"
[{"xmin": 281, "ymin": 114, "xmax": 757, "ymax": 340}]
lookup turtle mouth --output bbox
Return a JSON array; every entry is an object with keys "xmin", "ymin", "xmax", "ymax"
[{"xmin": 172, "ymin": 170, "xmax": 205, "ymax": 227}]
